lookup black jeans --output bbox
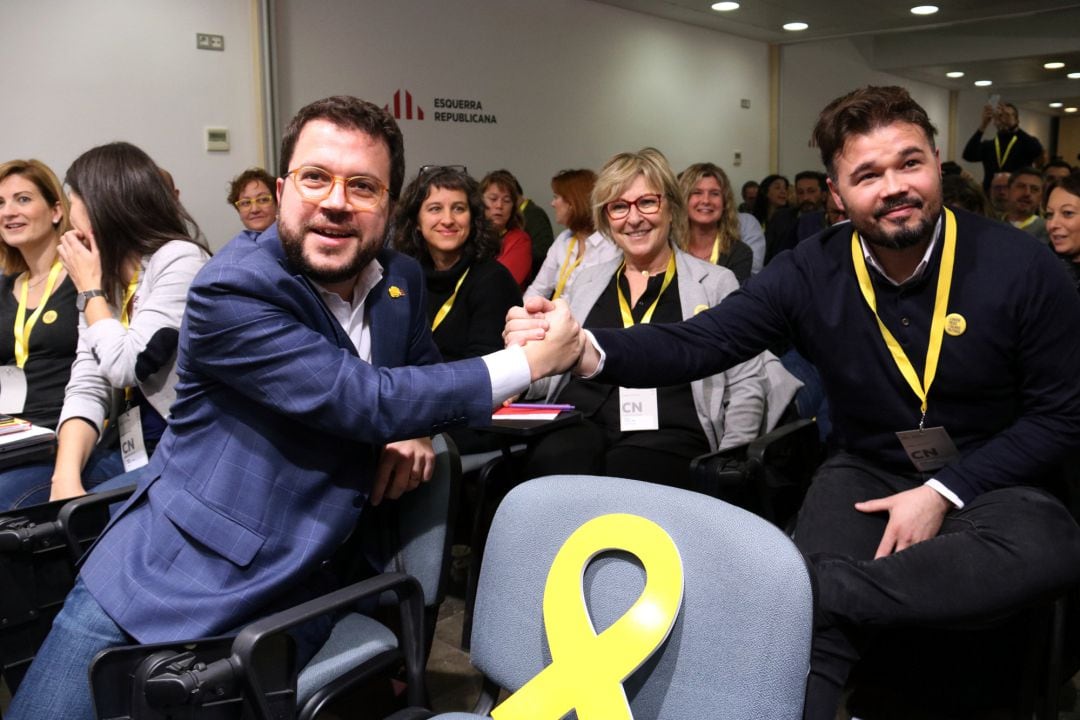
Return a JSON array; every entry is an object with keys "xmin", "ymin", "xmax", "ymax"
[{"xmin": 794, "ymin": 452, "xmax": 1080, "ymax": 720}]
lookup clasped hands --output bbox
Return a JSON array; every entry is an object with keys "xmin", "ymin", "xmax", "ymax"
[{"xmin": 503, "ymin": 297, "xmax": 594, "ymax": 381}]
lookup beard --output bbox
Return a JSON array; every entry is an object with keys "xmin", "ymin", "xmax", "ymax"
[
  {"xmin": 278, "ymin": 215, "xmax": 381, "ymax": 285},
  {"xmin": 853, "ymin": 194, "xmax": 940, "ymax": 250}
]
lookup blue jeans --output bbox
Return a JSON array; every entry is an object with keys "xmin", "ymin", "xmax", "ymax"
[
  {"xmin": 0, "ymin": 445, "xmax": 141, "ymax": 510},
  {"xmin": 6, "ymin": 577, "xmax": 132, "ymax": 720}
]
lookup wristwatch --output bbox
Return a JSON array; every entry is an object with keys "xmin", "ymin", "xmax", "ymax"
[{"xmin": 76, "ymin": 289, "xmax": 106, "ymax": 312}]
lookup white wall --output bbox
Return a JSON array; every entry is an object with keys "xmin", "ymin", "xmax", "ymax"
[
  {"xmin": 1, "ymin": 0, "xmax": 263, "ymax": 249},
  {"xmin": 778, "ymin": 39, "xmax": 952, "ymax": 178},
  {"xmin": 275, "ymin": 0, "xmax": 771, "ymax": 219}
]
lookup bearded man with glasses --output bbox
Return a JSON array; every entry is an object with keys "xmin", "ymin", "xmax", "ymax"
[{"xmin": 8, "ymin": 96, "xmax": 584, "ymax": 719}]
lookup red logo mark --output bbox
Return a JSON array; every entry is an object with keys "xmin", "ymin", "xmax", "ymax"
[{"xmin": 385, "ymin": 90, "xmax": 424, "ymax": 121}]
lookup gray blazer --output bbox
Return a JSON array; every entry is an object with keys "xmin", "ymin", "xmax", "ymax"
[
  {"xmin": 59, "ymin": 240, "xmax": 210, "ymax": 433},
  {"xmin": 528, "ymin": 248, "xmax": 771, "ymax": 451}
]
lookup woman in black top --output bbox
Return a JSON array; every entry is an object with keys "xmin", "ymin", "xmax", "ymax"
[
  {"xmin": 394, "ymin": 166, "xmax": 521, "ymax": 455},
  {"xmin": 0, "ymin": 159, "xmax": 76, "ymax": 428},
  {"xmin": 678, "ymin": 162, "xmax": 754, "ymax": 284},
  {"xmin": 394, "ymin": 166, "xmax": 521, "ymax": 362},
  {"xmin": 1045, "ymin": 171, "xmax": 1080, "ymax": 293}
]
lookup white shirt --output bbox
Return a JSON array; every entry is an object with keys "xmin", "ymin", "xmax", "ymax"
[
  {"xmin": 525, "ymin": 229, "xmax": 622, "ymax": 300},
  {"xmin": 316, "ymin": 258, "xmax": 531, "ymax": 407}
]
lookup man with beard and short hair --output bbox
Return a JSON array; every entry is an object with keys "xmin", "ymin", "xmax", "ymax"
[
  {"xmin": 794, "ymin": 170, "xmax": 827, "ymax": 214},
  {"xmin": 7, "ymin": 95, "xmax": 583, "ymax": 719},
  {"xmin": 1004, "ymin": 167, "xmax": 1049, "ymax": 243},
  {"xmin": 508, "ymin": 85, "xmax": 1080, "ymax": 720},
  {"xmin": 963, "ymin": 101, "xmax": 1043, "ymax": 193}
]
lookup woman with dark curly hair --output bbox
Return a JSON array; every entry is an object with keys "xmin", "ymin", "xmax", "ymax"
[{"xmin": 394, "ymin": 166, "xmax": 521, "ymax": 362}]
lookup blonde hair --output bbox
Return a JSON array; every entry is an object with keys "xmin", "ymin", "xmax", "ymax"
[
  {"xmin": 592, "ymin": 147, "xmax": 686, "ymax": 248},
  {"xmin": 0, "ymin": 159, "xmax": 71, "ymax": 275},
  {"xmin": 677, "ymin": 162, "xmax": 741, "ymax": 256}
]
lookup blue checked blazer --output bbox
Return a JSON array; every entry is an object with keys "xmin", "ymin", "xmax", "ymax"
[{"xmin": 80, "ymin": 225, "xmax": 492, "ymax": 642}]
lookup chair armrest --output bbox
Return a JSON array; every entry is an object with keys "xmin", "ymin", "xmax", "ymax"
[
  {"xmin": 746, "ymin": 418, "xmax": 819, "ymax": 466},
  {"xmin": 233, "ymin": 572, "xmax": 428, "ymax": 717},
  {"xmin": 56, "ymin": 485, "xmax": 137, "ymax": 564}
]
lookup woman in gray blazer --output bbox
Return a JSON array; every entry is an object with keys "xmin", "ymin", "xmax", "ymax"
[{"xmin": 521, "ymin": 148, "xmax": 775, "ymax": 486}]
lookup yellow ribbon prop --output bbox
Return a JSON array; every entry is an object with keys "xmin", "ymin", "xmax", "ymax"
[
  {"xmin": 430, "ymin": 267, "xmax": 469, "ymax": 331},
  {"xmin": 119, "ymin": 269, "xmax": 141, "ymax": 328},
  {"xmin": 14, "ymin": 260, "xmax": 64, "ymax": 368},
  {"xmin": 491, "ymin": 513, "xmax": 684, "ymax": 720},
  {"xmin": 850, "ymin": 208, "xmax": 957, "ymax": 425},
  {"xmin": 616, "ymin": 253, "xmax": 676, "ymax": 328}
]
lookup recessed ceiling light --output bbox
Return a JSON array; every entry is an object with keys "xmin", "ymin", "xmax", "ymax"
[
  {"xmin": 782, "ymin": 21, "xmax": 809, "ymax": 31},
  {"xmin": 1044, "ymin": 61, "xmax": 1066, "ymax": 70},
  {"xmin": 973, "ymin": 80, "xmax": 993, "ymax": 87},
  {"xmin": 711, "ymin": 1, "xmax": 740, "ymax": 10},
  {"xmin": 1050, "ymin": 102, "xmax": 1064, "ymax": 108},
  {"xmin": 910, "ymin": 5, "xmax": 939, "ymax": 14},
  {"xmin": 1069, "ymin": 72, "xmax": 1080, "ymax": 79},
  {"xmin": 946, "ymin": 71, "xmax": 965, "ymax": 78},
  {"xmin": 1067, "ymin": 107, "xmax": 1079, "ymax": 113}
]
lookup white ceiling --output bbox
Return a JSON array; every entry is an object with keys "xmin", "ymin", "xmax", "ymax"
[{"xmin": 592, "ymin": 0, "xmax": 1080, "ymax": 116}]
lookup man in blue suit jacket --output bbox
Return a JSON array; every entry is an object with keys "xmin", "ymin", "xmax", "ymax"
[{"xmin": 9, "ymin": 96, "xmax": 582, "ymax": 719}]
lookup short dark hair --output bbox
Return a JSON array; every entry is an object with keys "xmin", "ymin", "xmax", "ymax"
[
  {"xmin": 551, "ymin": 169, "xmax": 597, "ymax": 236},
  {"xmin": 942, "ymin": 174, "xmax": 991, "ymax": 217},
  {"xmin": 740, "ymin": 180, "xmax": 758, "ymax": 198},
  {"xmin": 1045, "ymin": 159, "xmax": 1073, "ymax": 174},
  {"xmin": 794, "ymin": 170, "xmax": 827, "ymax": 193},
  {"xmin": 227, "ymin": 167, "xmax": 276, "ymax": 206},
  {"xmin": 479, "ymin": 170, "xmax": 524, "ymax": 231},
  {"xmin": 279, "ymin": 95, "xmax": 405, "ymax": 203},
  {"xmin": 1008, "ymin": 167, "xmax": 1042, "ymax": 187},
  {"xmin": 813, "ymin": 86, "xmax": 937, "ymax": 180},
  {"xmin": 393, "ymin": 167, "xmax": 501, "ymax": 264},
  {"xmin": 940, "ymin": 161, "xmax": 963, "ymax": 177},
  {"xmin": 65, "ymin": 142, "xmax": 208, "ymax": 303}
]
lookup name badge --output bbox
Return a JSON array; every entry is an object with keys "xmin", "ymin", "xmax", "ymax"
[
  {"xmin": 619, "ymin": 387, "xmax": 659, "ymax": 432},
  {"xmin": 0, "ymin": 366, "xmax": 28, "ymax": 415},
  {"xmin": 896, "ymin": 426, "xmax": 959, "ymax": 472},
  {"xmin": 119, "ymin": 406, "xmax": 150, "ymax": 472}
]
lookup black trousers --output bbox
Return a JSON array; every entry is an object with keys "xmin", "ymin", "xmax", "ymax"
[{"xmin": 795, "ymin": 453, "xmax": 1080, "ymax": 720}]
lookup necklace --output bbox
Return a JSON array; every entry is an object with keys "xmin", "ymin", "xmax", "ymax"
[{"xmin": 22, "ymin": 272, "xmax": 51, "ymax": 289}]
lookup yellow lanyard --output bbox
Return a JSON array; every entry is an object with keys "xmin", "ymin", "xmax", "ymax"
[
  {"xmin": 119, "ymin": 269, "xmax": 140, "ymax": 328},
  {"xmin": 119, "ymin": 269, "xmax": 141, "ymax": 404},
  {"xmin": 994, "ymin": 134, "xmax": 1018, "ymax": 169},
  {"xmin": 553, "ymin": 235, "xmax": 585, "ymax": 300},
  {"xmin": 14, "ymin": 260, "xmax": 64, "ymax": 368},
  {"xmin": 616, "ymin": 253, "xmax": 676, "ymax": 328},
  {"xmin": 709, "ymin": 232, "xmax": 722, "ymax": 264},
  {"xmin": 518, "ymin": 199, "xmax": 529, "ymax": 213},
  {"xmin": 431, "ymin": 267, "xmax": 470, "ymax": 331},
  {"xmin": 850, "ymin": 208, "xmax": 957, "ymax": 426},
  {"xmin": 1013, "ymin": 215, "xmax": 1037, "ymax": 230}
]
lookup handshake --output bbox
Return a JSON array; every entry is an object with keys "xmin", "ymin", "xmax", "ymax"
[{"xmin": 503, "ymin": 297, "xmax": 600, "ymax": 381}]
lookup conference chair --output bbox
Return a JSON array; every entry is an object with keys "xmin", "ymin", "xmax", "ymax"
[
  {"xmin": 89, "ymin": 433, "xmax": 460, "ymax": 720},
  {"xmin": 689, "ymin": 417, "xmax": 822, "ymax": 530},
  {"xmin": 393, "ymin": 473, "xmax": 814, "ymax": 719},
  {"xmin": 0, "ymin": 484, "xmax": 136, "ymax": 695}
]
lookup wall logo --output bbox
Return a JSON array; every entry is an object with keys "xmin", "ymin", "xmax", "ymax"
[
  {"xmin": 385, "ymin": 90, "xmax": 425, "ymax": 121},
  {"xmin": 433, "ymin": 98, "xmax": 497, "ymax": 124}
]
